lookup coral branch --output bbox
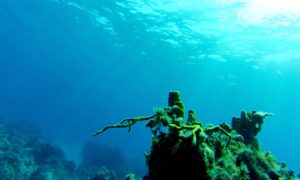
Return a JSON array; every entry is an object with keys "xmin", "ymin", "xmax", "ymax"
[{"xmin": 92, "ymin": 115, "xmax": 155, "ymax": 136}]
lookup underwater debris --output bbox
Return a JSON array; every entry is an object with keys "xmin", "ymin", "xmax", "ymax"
[{"xmin": 94, "ymin": 91, "xmax": 296, "ymax": 180}]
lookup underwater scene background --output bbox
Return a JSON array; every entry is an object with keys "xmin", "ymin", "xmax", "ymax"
[{"xmin": 0, "ymin": 0, "xmax": 300, "ymax": 178}]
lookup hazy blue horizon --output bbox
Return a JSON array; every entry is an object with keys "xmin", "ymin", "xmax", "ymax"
[{"xmin": 1, "ymin": 0, "xmax": 299, "ymax": 176}]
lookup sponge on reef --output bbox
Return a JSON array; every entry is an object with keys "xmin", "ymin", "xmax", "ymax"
[{"xmin": 94, "ymin": 91, "xmax": 296, "ymax": 180}]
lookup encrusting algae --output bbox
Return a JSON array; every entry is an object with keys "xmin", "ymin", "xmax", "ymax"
[{"xmin": 93, "ymin": 91, "xmax": 296, "ymax": 180}]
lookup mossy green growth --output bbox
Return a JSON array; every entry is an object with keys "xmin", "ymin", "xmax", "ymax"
[
  {"xmin": 93, "ymin": 91, "xmax": 296, "ymax": 180},
  {"xmin": 232, "ymin": 111, "xmax": 273, "ymax": 148}
]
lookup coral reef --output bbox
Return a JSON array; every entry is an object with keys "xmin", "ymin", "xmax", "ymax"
[
  {"xmin": 0, "ymin": 120, "xmax": 77, "ymax": 180},
  {"xmin": 94, "ymin": 91, "xmax": 297, "ymax": 180},
  {"xmin": 2, "ymin": 91, "xmax": 293, "ymax": 179},
  {"xmin": 0, "ymin": 119, "xmax": 123, "ymax": 180}
]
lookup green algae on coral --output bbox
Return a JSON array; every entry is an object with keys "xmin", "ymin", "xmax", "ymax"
[
  {"xmin": 93, "ymin": 91, "xmax": 296, "ymax": 180},
  {"xmin": 232, "ymin": 110, "xmax": 273, "ymax": 148}
]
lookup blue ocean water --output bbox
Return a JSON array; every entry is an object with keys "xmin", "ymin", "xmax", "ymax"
[{"xmin": 0, "ymin": 0, "xmax": 300, "ymax": 176}]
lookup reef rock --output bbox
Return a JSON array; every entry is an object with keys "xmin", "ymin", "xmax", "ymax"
[{"xmin": 94, "ymin": 91, "xmax": 297, "ymax": 180}]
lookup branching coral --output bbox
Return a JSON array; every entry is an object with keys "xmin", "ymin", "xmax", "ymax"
[
  {"xmin": 93, "ymin": 91, "xmax": 232, "ymax": 149},
  {"xmin": 92, "ymin": 115, "xmax": 155, "ymax": 136}
]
